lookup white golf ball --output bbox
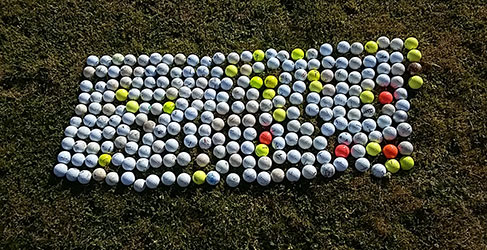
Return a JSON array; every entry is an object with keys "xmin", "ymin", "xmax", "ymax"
[
  {"xmin": 161, "ymin": 171, "xmax": 176, "ymax": 186},
  {"xmin": 200, "ymin": 56, "xmax": 212, "ymax": 66},
  {"xmin": 355, "ymin": 158, "xmax": 371, "ymax": 172},
  {"xmin": 229, "ymin": 154, "xmax": 242, "ymax": 167},
  {"xmin": 320, "ymin": 43, "xmax": 333, "ymax": 56},
  {"xmin": 353, "ymin": 132, "xmax": 368, "ymax": 145},
  {"xmin": 316, "ymin": 150, "xmax": 332, "ymax": 164},
  {"xmin": 383, "ymin": 126, "xmax": 398, "ymax": 141},
  {"xmin": 302, "ymin": 165, "xmax": 317, "ymax": 179},
  {"xmin": 320, "ymin": 163, "xmax": 335, "ymax": 178},
  {"xmin": 258, "ymin": 156, "xmax": 272, "ymax": 170},
  {"xmin": 351, "ymin": 144, "xmax": 366, "ymax": 158},
  {"xmin": 241, "ymin": 141, "xmax": 255, "ymax": 155},
  {"xmin": 272, "ymin": 150, "xmax": 287, "ymax": 164},
  {"xmin": 122, "ymin": 157, "xmax": 136, "ymax": 171},
  {"xmin": 105, "ymin": 172, "xmax": 119, "ymax": 186},
  {"xmin": 216, "ymin": 160, "xmax": 230, "ymax": 174},
  {"xmin": 272, "ymin": 137, "xmax": 286, "ymax": 150},
  {"xmin": 145, "ymin": 174, "xmax": 160, "ymax": 189},
  {"xmin": 136, "ymin": 158, "xmax": 150, "ymax": 172},
  {"xmin": 227, "ymin": 52, "xmax": 239, "ymax": 64},
  {"xmin": 165, "ymin": 139, "xmax": 179, "ymax": 152},
  {"xmin": 270, "ymin": 123, "xmax": 285, "ymax": 137},
  {"xmin": 66, "ymin": 168, "xmax": 80, "ymax": 182},
  {"xmin": 393, "ymin": 110, "xmax": 408, "ymax": 123},
  {"xmin": 390, "ymin": 38, "xmax": 404, "ymax": 50},
  {"xmin": 398, "ymin": 141, "xmax": 414, "ymax": 155},
  {"xmin": 57, "ymin": 151, "xmax": 71, "ymax": 164},
  {"xmin": 333, "ymin": 157, "xmax": 348, "ymax": 172},
  {"xmin": 363, "ymin": 55, "xmax": 377, "ymax": 68},
  {"xmin": 336, "ymin": 57, "xmax": 348, "ymax": 69},
  {"xmin": 176, "ymin": 152, "xmax": 191, "ymax": 167},
  {"xmin": 71, "ymin": 153, "xmax": 85, "ymax": 167},
  {"xmin": 226, "ymin": 173, "xmax": 240, "ymax": 187},
  {"xmin": 287, "ymin": 150, "xmax": 301, "ymax": 164},
  {"xmin": 177, "ymin": 173, "xmax": 191, "ymax": 187},
  {"xmin": 285, "ymin": 133, "xmax": 299, "ymax": 147},
  {"xmin": 377, "ymin": 36, "xmax": 390, "ymax": 48},
  {"xmin": 301, "ymin": 152, "xmax": 315, "ymax": 165},
  {"xmin": 369, "ymin": 130, "xmax": 384, "ymax": 143},
  {"xmin": 150, "ymin": 154, "xmax": 163, "ymax": 168},
  {"xmin": 121, "ymin": 172, "xmax": 135, "ymax": 186},
  {"xmin": 371, "ymin": 164, "xmax": 387, "ymax": 178},
  {"xmin": 271, "ymin": 168, "xmax": 285, "ymax": 183},
  {"xmin": 298, "ymin": 136, "xmax": 313, "ymax": 149},
  {"xmin": 243, "ymin": 156, "xmax": 256, "ymax": 169},
  {"xmin": 350, "ymin": 42, "xmax": 364, "ymax": 55},
  {"xmin": 257, "ymin": 171, "xmax": 271, "ymax": 186},
  {"xmin": 286, "ymin": 167, "xmax": 301, "ymax": 182},
  {"xmin": 53, "ymin": 163, "xmax": 68, "ymax": 177},
  {"xmin": 134, "ymin": 179, "xmax": 146, "ymax": 192},
  {"xmin": 92, "ymin": 168, "xmax": 107, "ymax": 182},
  {"xmin": 276, "ymin": 50, "xmax": 289, "ymax": 61},
  {"xmin": 243, "ymin": 168, "xmax": 257, "ymax": 183},
  {"xmin": 313, "ymin": 136, "xmax": 328, "ymax": 150}
]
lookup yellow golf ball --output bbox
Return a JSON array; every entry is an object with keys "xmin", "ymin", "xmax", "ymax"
[
  {"xmin": 255, "ymin": 144, "xmax": 269, "ymax": 157},
  {"xmin": 192, "ymin": 170, "xmax": 206, "ymax": 185},
  {"xmin": 225, "ymin": 65, "xmax": 238, "ymax": 77},
  {"xmin": 163, "ymin": 101, "xmax": 175, "ymax": 113},
  {"xmin": 98, "ymin": 154, "xmax": 111, "ymax": 167},
  {"xmin": 408, "ymin": 75, "xmax": 424, "ymax": 89},
  {"xmin": 400, "ymin": 156, "xmax": 415, "ymax": 170},
  {"xmin": 307, "ymin": 70, "xmax": 320, "ymax": 81},
  {"xmin": 263, "ymin": 89, "xmax": 276, "ymax": 99},
  {"xmin": 404, "ymin": 37, "xmax": 419, "ymax": 50},
  {"xmin": 126, "ymin": 100, "xmax": 139, "ymax": 113},
  {"xmin": 291, "ymin": 48, "xmax": 304, "ymax": 60},
  {"xmin": 385, "ymin": 159, "xmax": 400, "ymax": 173},
  {"xmin": 273, "ymin": 108, "xmax": 286, "ymax": 122},
  {"xmin": 360, "ymin": 91, "xmax": 374, "ymax": 104},
  {"xmin": 365, "ymin": 41, "xmax": 378, "ymax": 54},
  {"xmin": 264, "ymin": 76, "xmax": 278, "ymax": 88},
  {"xmin": 253, "ymin": 50, "xmax": 265, "ymax": 61},
  {"xmin": 366, "ymin": 142, "xmax": 382, "ymax": 156},
  {"xmin": 309, "ymin": 81, "xmax": 323, "ymax": 93},
  {"xmin": 115, "ymin": 89, "xmax": 128, "ymax": 101},
  {"xmin": 250, "ymin": 76, "xmax": 263, "ymax": 89},
  {"xmin": 407, "ymin": 49, "xmax": 422, "ymax": 62}
]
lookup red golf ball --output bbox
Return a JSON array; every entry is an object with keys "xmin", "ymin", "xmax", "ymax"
[
  {"xmin": 335, "ymin": 144, "xmax": 350, "ymax": 158},
  {"xmin": 259, "ymin": 131, "xmax": 272, "ymax": 145},
  {"xmin": 378, "ymin": 91, "xmax": 393, "ymax": 104}
]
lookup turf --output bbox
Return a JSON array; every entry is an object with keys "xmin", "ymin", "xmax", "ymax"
[{"xmin": 1, "ymin": 0, "xmax": 486, "ymax": 248}]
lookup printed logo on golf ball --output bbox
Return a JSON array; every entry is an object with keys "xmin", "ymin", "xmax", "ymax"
[{"xmin": 55, "ymin": 36, "xmax": 423, "ymax": 191}]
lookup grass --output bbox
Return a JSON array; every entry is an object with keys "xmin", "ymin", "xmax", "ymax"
[{"xmin": 1, "ymin": 0, "xmax": 486, "ymax": 248}]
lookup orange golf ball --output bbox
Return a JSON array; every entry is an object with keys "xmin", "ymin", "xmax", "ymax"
[{"xmin": 383, "ymin": 144, "xmax": 398, "ymax": 159}]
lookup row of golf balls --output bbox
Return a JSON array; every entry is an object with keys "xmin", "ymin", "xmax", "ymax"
[
  {"xmin": 53, "ymin": 158, "xmax": 390, "ymax": 191},
  {"xmin": 82, "ymin": 36, "xmax": 416, "ymax": 81}
]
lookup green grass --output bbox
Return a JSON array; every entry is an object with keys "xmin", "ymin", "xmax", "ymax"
[{"xmin": 1, "ymin": 0, "xmax": 486, "ymax": 248}]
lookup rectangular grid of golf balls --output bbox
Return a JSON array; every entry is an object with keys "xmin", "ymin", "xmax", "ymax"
[{"xmin": 54, "ymin": 36, "xmax": 423, "ymax": 191}]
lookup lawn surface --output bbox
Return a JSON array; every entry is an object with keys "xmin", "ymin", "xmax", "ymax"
[{"xmin": 1, "ymin": 0, "xmax": 486, "ymax": 249}]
